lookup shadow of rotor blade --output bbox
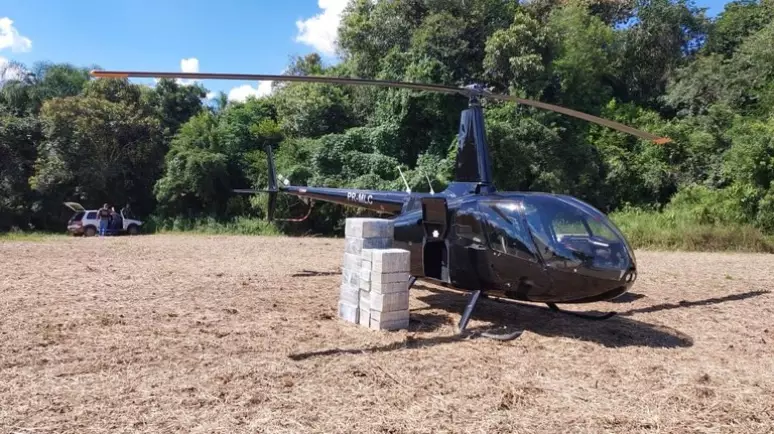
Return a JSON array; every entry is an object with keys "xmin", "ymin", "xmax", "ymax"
[
  {"xmin": 617, "ymin": 290, "xmax": 770, "ymax": 316},
  {"xmin": 290, "ymin": 269, "xmax": 340, "ymax": 277}
]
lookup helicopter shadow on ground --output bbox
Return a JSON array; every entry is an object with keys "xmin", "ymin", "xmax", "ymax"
[
  {"xmin": 608, "ymin": 292, "xmax": 646, "ymax": 303},
  {"xmin": 286, "ymin": 285, "xmax": 699, "ymax": 362},
  {"xmin": 409, "ymin": 285, "xmax": 695, "ymax": 349},
  {"xmin": 287, "ymin": 313, "xmax": 509, "ymax": 362}
]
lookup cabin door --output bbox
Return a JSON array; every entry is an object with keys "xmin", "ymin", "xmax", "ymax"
[
  {"xmin": 420, "ymin": 197, "xmax": 450, "ymax": 282},
  {"xmin": 478, "ymin": 201, "xmax": 553, "ymax": 300}
]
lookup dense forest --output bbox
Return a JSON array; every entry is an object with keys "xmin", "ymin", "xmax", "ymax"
[{"xmin": 1, "ymin": 0, "xmax": 774, "ymax": 249}]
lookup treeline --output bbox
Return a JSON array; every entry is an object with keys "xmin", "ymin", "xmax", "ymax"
[{"xmin": 1, "ymin": 0, "xmax": 774, "ymax": 249}]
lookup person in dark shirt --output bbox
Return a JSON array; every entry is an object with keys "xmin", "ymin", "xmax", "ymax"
[
  {"xmin": 97, "ymin": 203, "xmax": 111, "ymax": 237},
  {"xmin": 110, "ymin": 207, "xmax": 122, "ymax": 233}
]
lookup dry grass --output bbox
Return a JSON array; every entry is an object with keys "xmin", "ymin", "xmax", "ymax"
[{"xmin": 1, "ymin": 235, "xmax": 773, "ymax": 434}]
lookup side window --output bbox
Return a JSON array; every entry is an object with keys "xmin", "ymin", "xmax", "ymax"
[
  {"xmin": 523, "ymin": 208, "xmax": 553, "ymax": 257},
  {"xmin": 551, "ymin": 209, "xmax": 589, "ymax": 240},
  {"xmin": 453, "ymin": 205, "xmax": 484, "ymax": 244},
  {"xmin": 86, "ymin": 211, "xmax": 97, "ymax": 219},
  {"xmin": 480, "ymin": 202, "xmax": 537, "ymax": 262},
  {"xmin": 525, "ymin": 206, "xmax": 581, "ymax": 266}
]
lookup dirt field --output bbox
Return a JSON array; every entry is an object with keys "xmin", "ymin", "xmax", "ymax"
[{"xmin": 1, "ymin": 235, "xmax": 772, "ymax": 433}]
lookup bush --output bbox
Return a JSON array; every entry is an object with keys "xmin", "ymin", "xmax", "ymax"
[
  {"xmin": 611, "ymin": 205, "xmax": 774, "ymax": 252},
  {"xmin": 147, "ymin": 216, "xmax": 282, "ymax": 236}
]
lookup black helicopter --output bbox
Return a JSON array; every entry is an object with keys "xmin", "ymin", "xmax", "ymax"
[{"xmin": 92, "ymin": 70, "xmax": 671, "ymax": 337}]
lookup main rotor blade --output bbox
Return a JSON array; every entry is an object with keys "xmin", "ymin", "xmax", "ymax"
[
  {"xmin": 90, "ymin": 70, "xmax": 671, "ymax": 144},
  {"xmin": 89, "ymin": 70, "xmax": 464, "ymax": 96},
  {"xmin": 489, "ymin": 93, "xmax": 671, "ymax": 144}
]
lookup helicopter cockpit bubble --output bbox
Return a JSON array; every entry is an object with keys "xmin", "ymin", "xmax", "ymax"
[{"xmin": 498, "ymin": 194, "xmax": 636, "ymax": 282}]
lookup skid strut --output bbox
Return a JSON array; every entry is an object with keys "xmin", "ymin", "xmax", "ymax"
[
  {"xmin": 458, "ymin": 290, "xmax": 481, "ymax": 333},
  {"xmin": 457, "ymin": 290, "xmax": 523, "ymax": 341},
  {"xmin": 407, "ymin": 276, "xmax": 417, "ymax": 290},
  {"xmin": 546, "ymin": 303, "xmax": 616, "ymax": 320}
]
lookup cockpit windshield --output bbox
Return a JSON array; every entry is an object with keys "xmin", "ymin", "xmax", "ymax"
[{"xmin": 504, "ymin": 195, "xmax": 635, "ymax": 275}]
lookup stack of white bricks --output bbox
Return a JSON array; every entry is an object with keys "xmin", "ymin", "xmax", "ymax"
[
  {"xmin": 358, "ymin": 248, "xmax": 411, "ymax": 330},
  {"xmin": 337, "ymin": 217, "xmax": 411, "ymax": 331}
]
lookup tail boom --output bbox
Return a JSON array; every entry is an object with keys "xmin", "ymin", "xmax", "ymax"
[
  {"xmin": 282, "ymin": 186, "xmax": 407, "ymax": 215},
  {"xmin": 235, "ymin": 143, "xmax": 408, "ymax": 218}
]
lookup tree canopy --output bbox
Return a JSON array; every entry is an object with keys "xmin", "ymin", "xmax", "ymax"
[{"xmin": 2, "ymin": 0, "xmax": 773, "ymax": 240}]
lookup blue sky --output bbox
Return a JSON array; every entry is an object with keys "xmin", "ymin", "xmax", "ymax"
[{"xmin": 1, "ymin": 0, "xmax": 733, "ymax": 102}]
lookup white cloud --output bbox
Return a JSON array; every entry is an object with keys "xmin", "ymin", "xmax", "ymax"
[
  {"xmin": 180, "ymin": 57, "xmax": 199, "ymax": 73},
  {"xmin": 161, "ymin": 57, "xmax": 272, "ymax": 103},
  {"xmin": 294, "ymin": 0, "xmax": 349, "ymax": 57},
  {"xmin": 0, "ymin": 17, "xmax": 31, "ymax": 53},
  {"xmin": 227, "ymin": 81, "xmax": 273, "ymax": 102},
  {"xmin": 176, "ymin": 57, "xmax": 199, "ymax": 86},
  {"xmin": 0, "ymin": 17, "xmax": 31, "ymax": 82}
]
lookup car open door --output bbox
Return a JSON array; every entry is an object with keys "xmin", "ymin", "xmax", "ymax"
[{"xmin": 63, "ymin": 202, "xmax": 86, "ymax": 212}]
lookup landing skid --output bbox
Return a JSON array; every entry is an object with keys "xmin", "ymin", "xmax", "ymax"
[
  {"xmin": 407, "ymin": 279, "xmax": 522, "ymax": 341},
  {"xmin": 546, "ymin": 302, "xmax": 616, "ymax": 320}
]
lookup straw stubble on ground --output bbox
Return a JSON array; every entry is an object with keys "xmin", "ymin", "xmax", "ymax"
[{"xmin": 0, "ymin": 234, "xmax": 772, "ymax": 433}]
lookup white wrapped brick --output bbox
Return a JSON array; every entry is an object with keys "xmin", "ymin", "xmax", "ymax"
[
  {"xmin": 359, "ymin": 289, "xmax": 370, "ymax": 306},
  {"xmin": 345, "ymin": 237, "xmax": 392, "ymax": 256},
  {"xmin": 339, "ymin": 284, "xmax": 360, "ymax": 305},
  {"xmin": 369, "ymin": 309, "xmax": 410, "ymax": 331},
  {"xmin": 359, "ymin": 275, "xmax": 371, "ymax": 291},
  {"xmin": 358, "ymin": 289, "xmax": 371, "ymax": 327},
  {"xmin": 371, "ymin": 309, "xmax": 409, "ymax": 323},
  {"xmin": 358, "ymin": 307, "xmax": 371, "ymax": 327},
  {"xmin": 370, "ymin": 248, "xmax": 410, "ymax": 273},
  {"xmin": 341, "ymin": 252, "xmax": 363, "ymax": 270},
  {"xmin": 338, "ymin": 301, "xmax": 359, "ymax": 324},
  {"xmin": 360, "ymin": 265, "xmax": 372, "ymax": 279},
  {"xmin": 345, "ymin": 218, "xmax": 394, "ymax": 239},
  {"xmin": 370, "ymin": 317, "xmax": 410, "ymax": 331},
  {"xmin": 340, "ymin": 266, "xmax": 360, "ymax": 286},
  {"xmin": 370, "ymin": 291, "xmax": 409, "ymax": 312},
  {"xmin": 361, "ymin": 248, "xmax": 374, "ymax": 262},
  {"xmin": 370, "ymin": 271, "xmax": 410, "ymax": 285},
  {"xmin": 370, "ymin": 280, "xmax": 410, "ymax": 294}
]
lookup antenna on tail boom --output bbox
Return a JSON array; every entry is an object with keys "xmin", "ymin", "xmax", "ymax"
[
  {"xmin": 397, "ymin": 167, "xmax": 411, "ymax": 193},
  {"xmin": 424, "ymin": 171, "xmax": 435, "ymax": 195}
]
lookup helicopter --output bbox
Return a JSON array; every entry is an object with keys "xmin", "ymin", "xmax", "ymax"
[{"xmin": 91, "ymin": 70, "xmax": 671, "ymax": 337}]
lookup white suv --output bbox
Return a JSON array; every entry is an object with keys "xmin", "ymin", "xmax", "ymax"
[{"xmin": 64, "ymin": 202, "xmax": 143, "ymax": 236}]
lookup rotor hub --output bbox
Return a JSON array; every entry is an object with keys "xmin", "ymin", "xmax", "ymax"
[{"xmin": 463, "ymin": 83, "xmax": 488, "ymax": 105}]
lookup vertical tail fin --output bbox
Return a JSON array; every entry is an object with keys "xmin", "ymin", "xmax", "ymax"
[{"xmin": 454, "ymin": 89, "xmax": 494, "ymax": 191}]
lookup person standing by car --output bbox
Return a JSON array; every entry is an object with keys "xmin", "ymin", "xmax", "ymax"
[
  {"xmin": 110, "ymin": 206, "xmax": 122, "ymax": 234},
  {"xmin": 97, "ymin": 203, "xmax": 111, "ymax": 237}
]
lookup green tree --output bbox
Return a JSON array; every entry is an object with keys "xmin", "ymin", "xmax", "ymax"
[
  {"xmin": 31, "ymin": 82, "xmax": 165, "ymax": 220},
  {"xmin": 0, "ymin": 111, "xmax": 41, "ymax": 229}
]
